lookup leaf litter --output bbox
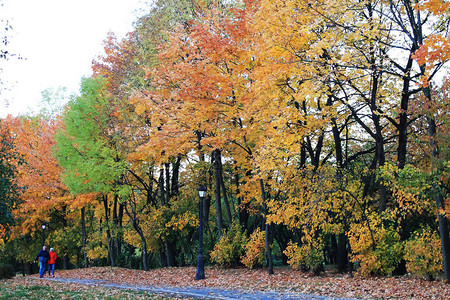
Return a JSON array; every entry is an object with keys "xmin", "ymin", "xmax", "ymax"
[{"xmin": 5, "ymin": 266, "xmax": 450, "ymax": 299}]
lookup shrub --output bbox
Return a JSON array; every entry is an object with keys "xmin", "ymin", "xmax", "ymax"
[
  {"xmin": 241, "ymin": 228, "xmax": 266, "ymax": 268},
  {"xmin": 404, "ymin": 226, "xmax": 443, "ymax": 280},
  {"xmin": 284, "ymin": 238, "xmax": 323, "ymax": 272},
  {"xmin": 0, "ymin": 264, "xmax": 15, "ymax": 279},
  {"xmin": 348, "ymin": 219, "xmax": 403, "ymax": 276},
  {"xmin": 210, "ymin": 223, "xmax": 248, "ymax": 267}
]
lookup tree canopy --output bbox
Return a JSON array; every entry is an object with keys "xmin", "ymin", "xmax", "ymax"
[{"xmin": 1, "ymin": 0, "xmax": 449, "ymax": 282}]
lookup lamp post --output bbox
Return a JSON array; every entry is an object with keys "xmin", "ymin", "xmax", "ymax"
[
  {"xmin": 195, "ymin": 185, "xmax": 207, "ymax": 280},
  {"xmin": 42, "ymin": 224, "xmax": 46, "ymax": 246}
]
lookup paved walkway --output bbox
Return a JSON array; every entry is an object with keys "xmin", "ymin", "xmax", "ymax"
[{"xmin": 33, "ymin": 277, "xmax": 360, "ymax": 300}]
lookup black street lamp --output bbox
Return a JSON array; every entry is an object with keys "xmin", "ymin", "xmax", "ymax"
[
  {"xmin": 195, "ymin": 185, "xmax": 207, "ymax": 280},
  {"xmin": 42, "ymin": 224, "xmax": 46, "ymax": 246}
]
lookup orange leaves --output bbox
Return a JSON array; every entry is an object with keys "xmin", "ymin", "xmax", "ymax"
[
  {"xmin": 410, "ymin": 1, "xmax": 450, "ymax": 86},
  {"xmin": 4, "ymin": 116, "xmax": 72, "ymax": 237},
  {"xmin": 71, "ymin": 193, "xmax": 100, "ymax": 209},
  {"xmin": 415, "ymin": 0, "xmax": 450, "ymax": 15},
  {"xmin": 413, "ymin": 34, "xmax": 450, "ymax": 69}
]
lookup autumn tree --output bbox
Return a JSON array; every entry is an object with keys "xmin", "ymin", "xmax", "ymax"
[
  {"xmin": 0, "ymin": 119, "xmax": 22, "ymax": 239},
  {"xmin": 411, "ymin": 0, "xmax": 450, "ymax": 281},
  {"xmin": 55, "ymin": 76, "xmax": 130, "ymax": 267},
  {"xmin": 92, "ymin": 0, "xmax": 202, "ymax": 268},
  {"xmin": 0, "ymin": 114, "xmax": 82, "ymax": 270},
  {"xmin": 243, "ymin": 0, "xmax": 450, "ymax": 277},
  {"xmin": 3, "ymin": 0, "xmax": 449, "ymax": 280}
]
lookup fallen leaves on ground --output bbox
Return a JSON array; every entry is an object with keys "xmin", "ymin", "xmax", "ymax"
[
  {"xmin": 25, "ymin": 266, "xmax": 450, "ymax": 299},
  {"xmin": 0, "ymin": 276, "xmax": 182, "ymax": 299}
]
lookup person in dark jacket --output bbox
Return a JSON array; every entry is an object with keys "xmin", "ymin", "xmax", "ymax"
[{"xmin": 34, "ymin": 246, "xmax": 50, "ymax": 278}]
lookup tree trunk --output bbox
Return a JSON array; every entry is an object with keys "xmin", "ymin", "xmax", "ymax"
[
  {"xmin": 347, "ymin": 239, "xmax": 354, "ymax": 278},
  {"xmin": 160, "ymin": 248, "xmax": 167, "ymax": 267},
  {"xmin": 165, "ymin": 162, "xmax": 171, "ymax": 199},
  {"xmin": 219, "ymin": 152, "xmax": 233, "ymax": 224},
  {"xmin": 118, "ymin": 202, "xmax": 124, "ymax": 260},
  {"xmin": 103, "ymin": 195, "xmax": 115, "ymax": 267},
  {"xmin": 426, "ymin": 115, "xmax": 450, "ymax": 282},
  {"xmin": 374, "ymin": 116, "xmax": 387, "ymax": 212},
  {"xmin": 331, "ymin": 235, "xmax": 338, "ymax": 265},
  {"xmin": 112, "ymin": 195, "xmax": 121, "ymax": 265},
  {"xmin": 81, "ymin": 207, "xmax": 88, "ymax": 268},
  {"xmin": 273, "ymin": 225, "xmax": 289, "ymax": 265},
  {"xmin": 336, "ymin": 233, "xmax": 348, "ymax": 273},
  {"xmin": 141, "ymin": 235, "xmax": 149, "ymax": 271},
  {"xmin": 124, "ymin": 204, "xmax": 148, "ymax": 271},
  {"xmin": 436, "ymin": 191, "xmax": 450, "ymax": 282},
  {"xmin": 235, "ymin": 168, "xmax": 248, "ymax": 230},
  {"xmin": 417, "ymin": 74, "xmax": 450, "ymax": 281},
  {"xmin": 213, "ymin": 149, "xmax": 224, "ymax": 236},
  {"xmin": 171, "ymin": 156, "xmax": 181, "ymax": 197},
  {"xmin": 165, "ymin": 240, "xmax": 177, "ymax": 267},
  {"xmin": 61, "ymin": 205, "xmax": 71, "ymax": 269},
  {"xmin": 395, "ymin": 53, "xmax": 414, "ymax": 170},
  {"xmin": 63, "ymin": 254, "xmax": 69, "ymax": 270},
  {"xmin": 331, "ymin": 119, "xmax": 343, "ymax": 169},
  {"xmin": 21, "ymin": 260, "xmax": 25, "ymax": 276},
  {"xmin": 204, "ymin": 194, "xmax": 211, "ymax": 233},
  {"xmin": 265, "ymin": 222, "xmax": 274, "ymax": 274},
  {"xmin": 159, "ymin": 166, "xmax": 165, "ymax": 206},
  {"xmin": 260, "ymin": 179, "xmax": 274, "ymax": 275}
]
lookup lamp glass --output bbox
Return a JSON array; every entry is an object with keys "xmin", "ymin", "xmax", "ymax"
[
  {"xmin": 42, "ymin": 224, "xmax": 46, "ymax": 230},
  {"xmin": 198, "ymin": 186, "xmax": 206, "ymax": 198}
]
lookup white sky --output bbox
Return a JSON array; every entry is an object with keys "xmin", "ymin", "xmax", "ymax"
[{"xmin": 1, "ymin": 0, "xmax": 149, "ymax": 117}]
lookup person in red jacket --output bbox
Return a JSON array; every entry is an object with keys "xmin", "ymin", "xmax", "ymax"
[{"xmin": 48, "ymin": 248, "xmax": 57, "ymax": 277}]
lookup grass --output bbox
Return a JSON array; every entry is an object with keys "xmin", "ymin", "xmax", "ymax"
[
  {"xmin": 0, "ymin": 277, "xmax": 183, "ymax": 300},
  {"xmin": 0, "ymin": 285, "xmax": 47, "ymax": 300}
]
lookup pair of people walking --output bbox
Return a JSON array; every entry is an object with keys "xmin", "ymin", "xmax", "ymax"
[{"xmin": 34, "ymin": 246, "xmax": 57, "ymax": 278}]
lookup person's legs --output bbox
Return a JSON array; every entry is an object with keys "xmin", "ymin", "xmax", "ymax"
[
  {"xmin": 39, "ymin": 262, "xmax": 45, "ymax": 277},
  {"xmin": 51, "ymin": 264, "xmax": 55, "ymax": 276}
]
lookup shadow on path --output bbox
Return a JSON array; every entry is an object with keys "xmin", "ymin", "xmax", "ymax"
[{"xmin": 32, "ymin": 277, "xmax": 359, "ymax": 300}]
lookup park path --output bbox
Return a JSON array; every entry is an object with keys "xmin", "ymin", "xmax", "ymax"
[{"xmin": 34, "ymin": 276, "xmax": 359, "ymax": 300}]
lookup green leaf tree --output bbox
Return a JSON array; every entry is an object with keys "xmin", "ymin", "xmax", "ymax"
[{"xmin": 55, "ymin": 76, "xmax": 129, "ymax": 267}]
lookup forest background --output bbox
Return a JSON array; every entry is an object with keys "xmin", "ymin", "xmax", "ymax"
[{"xmin": 0, "ymin": 0, "xmax": 449, "ymax": 284}]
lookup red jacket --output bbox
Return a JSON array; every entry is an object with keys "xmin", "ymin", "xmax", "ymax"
[{"xmin": 49, "ymin": 251, "xmax": 57, "ymax": 264}]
